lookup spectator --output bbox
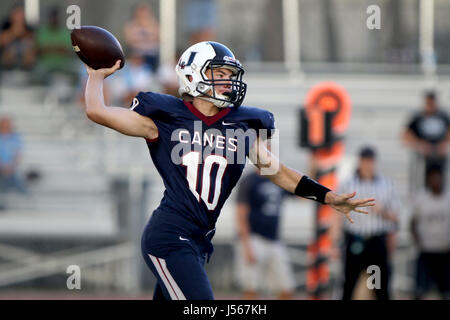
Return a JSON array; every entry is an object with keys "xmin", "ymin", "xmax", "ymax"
[
  {"xmin": 402, "ymin": 91, "xmax": 450, "ymax": 188},
  {"xmin": 184, "ymin": 0, "xmax": 217, "ymax": 44},
  {"xmin": 333, "ymin": 146, "xmax": 401, "ymax": 300},
  {"xmin": 410, "ymin": 165, "xmax": 450, "ymax": 300},
  {"xmin": 0, "ymin": 5, "xmax": 35, "ymax": 70},
  {"xmin": 34, "ymin": 7, "xmax": 77, "ymax": 85},
  {"xmin": 0, "ymin": 116, "xmax": 27, "ymax": 194},
  {"xmin": 108, "ymin": 50, "xmax": 154, "ymax": 106},
  {"xmin": 234, "ymin": 168, "xmax": 295, "ymax": 300},
  {"xmin": 124, "ymin": 3, "xmax": 160, "ymax": 72}
]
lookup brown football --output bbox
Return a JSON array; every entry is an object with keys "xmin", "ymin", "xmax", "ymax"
[{"xmin": 71, "ymin": 26, "xmax": 125, "ymax": 70}]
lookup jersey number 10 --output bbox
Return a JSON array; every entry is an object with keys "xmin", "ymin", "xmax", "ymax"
[{"xmin": 182, "ymin": 152, "xmax": 227, "ymax": 211}]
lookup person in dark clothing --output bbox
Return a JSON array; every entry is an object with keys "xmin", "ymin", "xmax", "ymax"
[
  {"xmin": 402, "ymin": 91, "xmax": 450, "ymax": 185},
  {"xmin": 235, "ymin": 169, "xmax": 295, "ymax": 300},
  {"xmin": 0, "ymin": 5, "xmax": 35, "ymax": 70}
]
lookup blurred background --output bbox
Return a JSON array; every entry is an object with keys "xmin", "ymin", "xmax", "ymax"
[{"xmin": 0, "ymin": 0, "xmax": 449, "ymax": 300}]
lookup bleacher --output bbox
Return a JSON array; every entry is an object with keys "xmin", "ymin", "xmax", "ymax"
[{"xmin": 0, "ymin": 76, "xmax": 117, "ymax": 239}]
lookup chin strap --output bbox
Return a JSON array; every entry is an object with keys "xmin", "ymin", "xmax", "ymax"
[
  {"xmin": 196, "ymin": 82, "xmax": 236, "ymax": 108},
  {"xmin": 197, "ymin": 94, "xmax": 233, "ymax": 108}
]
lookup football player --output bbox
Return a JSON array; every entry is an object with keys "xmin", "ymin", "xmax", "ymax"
[{"xmin": 84, "ymin": 41, "xmax": 375, "ymax": 300}]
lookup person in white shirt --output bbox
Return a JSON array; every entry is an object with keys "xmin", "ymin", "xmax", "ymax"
[{"xmin": 410, "ymin": 165, "xmax": 450, "ymax": 300}]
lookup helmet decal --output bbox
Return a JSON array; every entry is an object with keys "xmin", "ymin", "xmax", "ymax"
[
  {"xmin": 179, "ymin": 51, "xmax": 197, "ymax": 70},
  {"xmin": 223, "ymin": 56, "xmax": 237, "ymax": 63}
]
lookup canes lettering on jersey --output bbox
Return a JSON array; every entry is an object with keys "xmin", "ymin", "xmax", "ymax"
[
  {"xmin": 177, "ymin": 129, "xmax": 238, "ymax": 153},
  {"xmin": 130, "ymin": 91, "xmax": 275, "ymax": 235}
]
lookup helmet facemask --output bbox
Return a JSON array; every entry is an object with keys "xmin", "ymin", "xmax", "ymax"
[{"xmin": 196, "ymin": 59, "xmax": 247, "ymax": 108}]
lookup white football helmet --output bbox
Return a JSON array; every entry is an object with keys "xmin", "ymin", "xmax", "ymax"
[{"xmin": 175, "ymin": 41, "xmax": 247, "ymax": 108}]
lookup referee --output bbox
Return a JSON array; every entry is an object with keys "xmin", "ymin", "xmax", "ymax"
[{"xmin": 334, "ymin": 146, "xmax": 401, "ymax": 300}]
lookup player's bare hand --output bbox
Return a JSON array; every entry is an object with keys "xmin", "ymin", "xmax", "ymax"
[
  {"xmin": 85, "ymin": 59, "xmax": 121, "ymax": 79},
  {"xmin": 325, "ymin": 191, "xmax": 375, "ymax": 224}
]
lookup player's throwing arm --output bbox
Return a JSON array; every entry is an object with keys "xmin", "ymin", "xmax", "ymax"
[{"xmin": 84, "ymin": 60, "xmax": 158, "ymax": 141}]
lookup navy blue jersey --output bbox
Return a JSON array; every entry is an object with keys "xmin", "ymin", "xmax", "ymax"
[
  {"xmin": 236, "ymin": 171, "xmax": 291, "ymax": 240},
  {"xmin": 132, "ymin": 92, "xmax": 275, "ymax": 255}
]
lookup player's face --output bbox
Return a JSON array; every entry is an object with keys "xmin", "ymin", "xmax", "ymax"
[{"xmin": 205, "ymin": 67, "xmax": 234, "ymax": 96}]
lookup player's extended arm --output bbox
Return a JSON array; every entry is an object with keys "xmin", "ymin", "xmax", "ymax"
[
  {"xmin": 84, "ymin": 60, "xmax": 158, "ymax": 140},
  {"xmin": 249, "ymin": 138, "xmax": 375, "ymax": 223}
]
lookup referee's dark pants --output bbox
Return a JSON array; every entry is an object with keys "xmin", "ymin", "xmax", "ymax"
[{"xmin": 342, "ymin": 232, "xmax": 391, "ymax": 300}]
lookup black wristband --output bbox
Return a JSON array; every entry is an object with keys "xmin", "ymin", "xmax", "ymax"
[{"xmin": 294, "ymin": 175, "xmax": 331, "ymax": 204}]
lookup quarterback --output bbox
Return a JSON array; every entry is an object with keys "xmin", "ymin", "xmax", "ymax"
[{"xmin": 84, "ymin": 41, "xmax": 375, "ymax": 300}]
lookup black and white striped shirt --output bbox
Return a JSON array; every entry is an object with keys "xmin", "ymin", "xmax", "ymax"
[{"xmin": 339, "ymin": 173, "xmax": 401, "ymax": 237}]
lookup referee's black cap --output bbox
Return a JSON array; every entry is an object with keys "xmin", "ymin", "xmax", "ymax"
[{"xmin": 359, "ymin": 146, "xmax": 376, "ymax": 159}]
